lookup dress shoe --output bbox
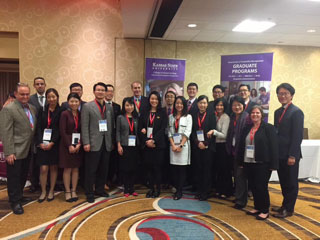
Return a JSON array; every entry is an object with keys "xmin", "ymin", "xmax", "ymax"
[
  {"xmin": 174, "ymin": 192, "xmax": 182, "ymax": 200},
  {"xmin": 273, "ymin": 209, "xmax": 293, "ymax": 218},
  {"xmin": 256, "ymin": 213, "xmax": 269, "ymax": 220},
  {"xmin": 199, "ymin": 194, "xmax": 208, "ymax": 201},
  {"xmin": 11, "ymin": 203, "xmax": 24, "ymax": 215},
  {"xmin": 246, "ymin": 210, "xmax": 260, "ymax": 216},
  {"xmin": 233, "ymin": 204, "xmax": 245, "ymax": 210},
  {"xmin": 21, "ymin": 197, "xmax": 32, "ymax": 204},
  {"xmin": 146, "ymin": 189, "xmax": 154, "ymax": 198},
  {"xmin": 194, "ymin": 194, "xmax": 200, "ymax": 199},
  {"xmin": 47, "ymin": 192, "xmax": 55, "ymax": 202},
  {"xmin": 71, "ymin": 191, "xmax": 79, "ymax": 202},
  {"xmin": 153, "ymin": 190, "xmax": 160, "ymax": 198},
  {"xmin": 271, "ymin": 206, "xmax": 284, "ymax": 213},
  {"xmin": 87, "ymin": 197, "xmax": 95, "ymax": 203},
  {"xmin": 95, "ymin": 192, "xmax": 109, "ymax": 198},
  {"xmin": 38, "ymin": 197, "xmax": 46, "ymax": 203}
]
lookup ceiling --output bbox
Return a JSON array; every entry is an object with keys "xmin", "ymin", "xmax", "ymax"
[{"xmin": 120, "ymin": 0, "xmax": 320, "ymax": 47}]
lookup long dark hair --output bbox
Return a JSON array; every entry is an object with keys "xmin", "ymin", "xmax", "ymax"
[
  {"xmin": 147, "ymin": 91, "xmax": 162, "ymax": 111},
  {"xmin": 121, "ymin": 97, "xmax": 138, "ymax": 118},
  {"xmin": 45, "ymin": 88, "xmax": 60, "ymax": 105},
  {"xmin": 173, "ymin": 96, "xmax": 188, "ymax": 117},
  {"xmin": 213, "ymin": 97, "xmax": 228, "ymax": 113}
]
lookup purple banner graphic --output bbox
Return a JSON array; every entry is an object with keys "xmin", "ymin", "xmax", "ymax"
[
  {"xmin": 145, "ymin": 58, "xmax": 186, "ymax": 81},
  {"xmin": 221, "ymin": 53, "xmax": 273, "ymax": 82}
]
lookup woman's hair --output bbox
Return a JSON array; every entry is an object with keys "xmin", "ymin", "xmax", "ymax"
[
  {"xmin": 231, "ymin": 95, "xmax": 245, "ymax": 109},
  {"xmin": 173, "ymin": 96, "xmax": 188, "ymax": 117},
  {"xmin": 250, "ymin": 105, "xmax": 265, "ymax": 118},
  {"xmin": 213, "ymin": 97, "xmax": 228, "ymax": 113},
  {"xmin": 45, "ymin": 88, "xmax": 59, "ymax": 104},
  {"xmin": 67, "ymin": 92, "xmax": 81, "ymax": 101},
  {"xmin": 121, "ymin": 97, "xmax": 138, "ymax": 118},
  {"xmin": 147, "ymin": 91, "xmax": 162, "ymax": 111},
  {"xmin": 197, "ymin": 95, "xmax": 209, "ymax": 103},
  {"xmin": 250, "ymin": 88, "xmax": 258, "ymax": 97}
]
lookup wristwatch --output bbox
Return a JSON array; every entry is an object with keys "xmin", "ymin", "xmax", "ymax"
[{"xmin": 179, "ymin": 145, "xmax": 183, "ymax": 148}]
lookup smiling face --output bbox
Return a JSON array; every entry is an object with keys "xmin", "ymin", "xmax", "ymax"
[
  {"xmin": 250, "ymin": 107, "xmax": 262, "ymax": 124},
  {"xmin": 215, "ymin": 101, "xmax": 224, "ymax": 114},
  {"xmin": 187, "ymin": 86, "xmax": 198, "ymax": 99},
  {"xmin": 197, "ymin": 98, "xmax": 208, "ymax": 113},
  {"xmin": 149, "ymin": 94, "xmax": 159, "ymax": 109},
  {"xmin": 131, "ymin": 82, "xmax": 142, "ymax": 98},
  {"xmin": 124, "ymin": 101, "xmax": 134, "ymax": 114},
  {"xmin": 94, "ymin": 85, "xmax": 106, "ymax": 100},
  {"xmin": 47, "ymin": 91, "xmax": 58, "ymax": 106},
  {"xmin": 165, "ymin": 92, "xmax": 175, "ymax": 106},
  {"xmin": 277, "ymin": 87, "xmax": 293, "ymax": 106},
  {"xmin": 175, "ymin": 98, "xmax": 184, "ymax": 113},
  {"xmin": 71, "ymin": 86, "xmax": 83, "ymax": 98},
  {"xmin": 15, "ymin": 86, "xmax": 30, "ymax": 105},
  {"xmin": 68, "ymin": 97, "xmax": 80, "ymax": 111},
  {"xmin": 34, "ymin": 79, "xmax": 46, "ymax": 95},
  {"xmin": 232, "ymin": 100, "xmax": 244, "ymax": 116},
  {"xmin": 213, "ymin": 88, "xmax": 224, "ymax": 100},
  {"xmin": 105, "ymin": 86, "xmax": 114, "ymax": 101},
  {"xmin": 239, "ymin": 85, "xmax": 250, "ymax": 101}
]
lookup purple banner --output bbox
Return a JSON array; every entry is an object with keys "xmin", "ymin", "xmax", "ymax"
[
  {"xmin": 145, "ymin": 58, "xmax": 186, "ymax": 81},
  {"xmin": 221, "ymin": 53, "xmax": 273, "ymax": 82}
]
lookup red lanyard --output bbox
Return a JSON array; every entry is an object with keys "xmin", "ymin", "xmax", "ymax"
[
  {"xmin": 215, "ymin": 111, "xmax": 221, "ymax": 123},
  {"xmin": 126, "ymin": 114, "xmax": 134, "ymax": 134},
  {"xmin": 197, "ymin": 112, "xmax": 207, "ymax": 130},
  {"xmin": 149, "ymin": 112, "xmax": 156, "ymax": 125},
  {"xmin": 278, "ymin": 102, "xmax": 292, "ymax": 124},
  {"xmin": 175, "ymin": 117, "xmax": 180, "ymax": 132},
  {"xmin": 25, "ymin": 108, "xmax": 33, "ymax": 128},
  {"xmin": 250, "ymin": 124, "xmax": 260, "ymax": 144},
  {"xmin": 134, "ymin": 99, "xmax": 141, "ymax": 112},
  {"xmin": 95, "ymin": 99, "xmax": 106, "ymax": 118},
  {"xmin": 233, "ymin": 119, "xmax": 237, "ymax": 127},
  {"xmin": 73, "ymin": 113, "xmax": 79, "ymax": 132},
  {"xmin": 47, "ymin": 111, "xmax": 52, "ymax": 128}
]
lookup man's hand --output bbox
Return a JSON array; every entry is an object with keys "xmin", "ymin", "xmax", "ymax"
[
  {"xmin": 6, "ymin": 154, "xmax": 16, "ymax": 165},
  {"xmin": 84, "ymin": 144, "xmax": 91, "ymax": 152},
  {"xmin": 288, "ymin": 157, "xmax": 296, "ymax": 166}
]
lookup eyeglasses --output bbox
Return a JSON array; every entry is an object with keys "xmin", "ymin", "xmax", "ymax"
[
  {"xmin": 277, "ymin": 92, "xmax": 291, "ymax": 97},
  {"xmin": 239, "ymin": 90, "xmax": 248, "ymax": 93},
  {"xmin": 213, "ymin": 91, "xmax": 223, "ymax": 94}
]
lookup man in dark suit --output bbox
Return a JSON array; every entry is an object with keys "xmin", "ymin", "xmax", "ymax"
[
  {"xmin": 238, "ymin": 84, "xmax": 256, "ymax": 114},
  {"xmin": 272, "ymin": 83, "xmax": 304, "ymax": 218},
  {"xmin": 105, "ymin": 84, "xmax": 121, "ymax": 188},
  {"xmin": 130, "ymin": 81, "xmax": 148, "ymax": 116},
  {"xmin": 186, "ymin": 82, "xmax": 199, "ymax": 115},
  {"xmin": 0, "ymin": 83, "xmax": 37, "ymax": 214},
  {"xmin": 208, "ymin": 84, "xmax": 226, "ymax": 114},
  {"xmin": 61, "ymin": 83, "xmax": 87, "ymax": 111},
  {"xmin": 28, "ymin": 76, "xmax": 46, "ymax": 193}
]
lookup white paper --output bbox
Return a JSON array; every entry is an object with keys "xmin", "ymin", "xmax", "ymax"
[
  {"xmin": 197, "ymin": 130, "xmax": 205, "ymax": 142},
  {"xmin": 147, "ymin": 127, "xmax": 153, "ymax": 138},
  {"xmin": 43, "ymin": 129, "xmax": 52, "ymax": 141},
  {"xmin": 232, "ymin": 137, "xmax": 236, "ymax": 147},
  {"xmin": 246, "ymin": 145, "xmax": 254, "ymax": 158},
  {"xmin": 173, "ymin": 133, "xmax": 182, "ymax": 144},
  {"xmin": 99, "ymin": 120, "xmax": 107, "ymax": 132},
  {"xmin": 128, "ymin": 135, "xmax": 136, "ymax": 146},
  {"xmin": 72, "ymin": 133, "xmax": 81, "ymax": 145}
]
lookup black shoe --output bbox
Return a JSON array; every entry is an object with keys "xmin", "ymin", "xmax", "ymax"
[
  {"xmin": 199, "ymin": 195, "xmax": 208, "ymax": 201},
  {"xmin": 153, "ymin": 190, "xmax": 160, "ymax": 198},
  {"xmin": 11, "ymin": 203, "xmax": 24, "ymax": 215},
  {"xmin": 194, "ymin": 193, "xmax": 200, "ymax": 199},
  {"xmin": 87, "ymin": 196, "xmax": 95, "ymax": 203},
  {"xmin": 146, "ymin": 189, "xmax": 154, "ymax": 198},
  {"xmin": 273, "ymin": 209, "xmax": 293, "ymax": 218},
  {"xmin": 29, "ymin": 185, "xmax": 39, "ymax": 193},
  {"xmin": 95, "ymin": 191, "xmax": 109, "ymax": 198},
  {"xmin": 174, "ymin": 192, "xmax": 182, "ymax": 200},
  {"xmin": 21, "ymin": 197, "xmax": 32, "ymax": 204},
  {"xmin": 256, "ymin": 213, "xmax": 269, "ymax": 220},
  {"xmin": 233, "ymin": 204, "xmax": 245, "ymax": 210},
  {"xmin": 271, "ymin": 206, "xmax": 284, "ymax": 213},
  {"xmin": 246, "ymin": 210, "xmax": 260, "ymax": 216},
  {"xmin": 38, "ymin": 197, "xmax": 46, "ymax": 203}
]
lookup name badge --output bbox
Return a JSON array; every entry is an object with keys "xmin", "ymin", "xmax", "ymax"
[
  {"xmin": 147, "ymin": 127, "xmax": 153, "ymax": 138},
  {"xmin": 197, "ymin": 130, "xmax": 205, "ymax": 142},
  {"xmin": 173, "ymin": 133, "xmax": 182, "ymax": 144},
  {"xmin": 246, "ymin": 145, "xmax": 254, "ymax": 158},
  {"xmin": 232, "ymin": 137, "xmax": 236, "ymax": 147},
  {"xmin": 99, "ymin": 120, "xmax": 107, "ymax": 132},
  {"xmin": 72, "ymin": 133, "xmax": 81, "ymax": 145},
  {"xmin": 43, "ymin": 129, "xmax": 52, "ymax": 142},
  {"xmin": 128, "ymin": 135, "xmax": 136, "ymax": 146}
]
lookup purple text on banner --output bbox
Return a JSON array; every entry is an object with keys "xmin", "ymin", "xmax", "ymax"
[
  {"xmin": 145, "ymin": 58, "xmax": 186, "ymax": 81},
  {"xmin": 221, "ymin": 53, "xmax": 273, "ymax": 82}
]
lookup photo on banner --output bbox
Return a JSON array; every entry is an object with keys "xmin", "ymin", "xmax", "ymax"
[
  {"xmin": 145, "ymin": 58, "xmax": 186, "ymax": 107},
  {"xmin": 221, "ymin": 53, "xmax": 274, "ymax": 121}
]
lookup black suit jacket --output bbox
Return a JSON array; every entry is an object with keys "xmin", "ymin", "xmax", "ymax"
[
  {"xmin": 131, "ymin": 96, "xmax": 148, "ymax": 116},
  {"xmin": 29, "ymin": 93, "xmax": 45, "ymax": 115},
  {"xmin": 188, "ymin": 98, "xmax": 198, "ymax": 116},
  {"xmin": 111, "ymin": 102, "xmax": 121, "ymax": 122},
  {"xmin": 138, "ymin": 109, "xmax": 168, "ymax": 149},
  {"xmin": 244, "ymin": 100, "xmax": 256, "ymax": 113},
  {"xmin": 237, "ymin": 121, "xmax": 279, "ymax": 169},
  {"xmin": 274, "ymin": 103, "xmax": 304, "ymax": 160},
  {"xmin": 61, "ymin": 100, "xmax": 87, "ymax": 112}
]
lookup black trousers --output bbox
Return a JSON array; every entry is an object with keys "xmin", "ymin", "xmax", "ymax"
[
  {"xmin": 245, "ymin": 163, "xmax": 272, "ymax": 213},
  {"xmin": 30, "ymin": 152, "xmax": 40, "ymax": 188},
  {"xmin": 107, "ymin": 149, "xmax": 119, "ymax": 185},
  {"xmin": 6, "ymin": 153, "xmax": 31, "ymax": 204},
  {"xmin": 194, "ymin": 148, "xmax": 213, "ymax": 197},
  {"xmin": 171, "ymin": 164, "xmax": 187, "ymax": 193},
  {"xmin": 278, "ymin": 159, "xmax": 299, "ymax": 212},
  {"xmin": 84, "ymin": 145, "xmax": 110, "ymax": 197},
  {"xmin": 143, "ymin": 148, "xmax": 164, "ymax": 190}
]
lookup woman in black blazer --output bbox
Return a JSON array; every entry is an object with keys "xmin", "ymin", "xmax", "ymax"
[
  {"xmin": 191, "ymin": 95, "xmax": 216, "ymax": 201},
  {"xmin": 35, "ymin": 88, "xmax": 61, "ymax": 202},
  {"xmin": 139, "ymin": 91, "xmax": 168, "ymax": 198},
  {"xmin": 237, "ymin": 105, "xmax": 279, "ymax": 220},
  {"xmin": 116, "ymin": 97, "xmax": 139, "ymax": 197}
]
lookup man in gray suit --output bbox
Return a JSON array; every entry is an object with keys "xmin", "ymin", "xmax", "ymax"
[
  {"xmin": 29, "ymin": 76, "xmax": 46, "ymax": 113},
  {"xmin": 81, "ymin": 82, "xmax": 114, "ymax": 203},
  {"xmin": 0, "ymin": 83, "xmax": 37, "ymax": 214}
]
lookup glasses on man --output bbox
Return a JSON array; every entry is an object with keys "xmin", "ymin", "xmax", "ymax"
[{"xmin": 277, "ymin": 92, "xmax": 290, "ymax": 97}]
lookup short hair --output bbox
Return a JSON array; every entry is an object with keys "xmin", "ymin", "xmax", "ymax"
[
  {"xmin": 45, "ymin": 88, "xmax": 59, "ymax": 103},
  {"xmin": 250, "ymin": 105, "xmax": 265, "ymax": 118},
  {"xmin": 15, "ymin": 82, "xmax": 30, "ymax": 92},
  {"xmin": 67, "ymin": 92, "xmax": 81, "ymax": 101},
  {"xmin": 212, "ymin": 84, "xmax": 225, "ymax": 93},
  {"xmin": 165, "ymin": 90, "xmax": 176, "ymax": 98},
  {"xmin": 259, "ymin": 87, "xmax": 266, "ymax": 92},
  {"xmin": 213, "ymin": 97, "xmax": 228, "ymax": 112},
  {"xmin": 187, "ymin": 82, "xmax": 198, "ymax": 90},
  {"xmin": 93, "ymin": 82, "xmax": 106, "ymax": 91},
  {"xmin": 8, "ymin": 92, "xmax": 15, "ymax": 99},
  {"xmin": 197, "ymin": 95, "xmax": 209, "ymax": 103},
  {"xmin": 173, "ymin": 96, "xmax": 188, "ymax": 117},
  {"xmin": 238, "ymin": 84, "xmax": 250, "ymax": 91},
  {"xmin": 131, "ymin": 81, "xmax": 142, "ymax": 89},
  {"xmin": 121, "ymin": 97, "xmax": 138, "ymax": 118},
  {"xmin": 276, "ymin": 83, "xmax": 295, "ymax": 96},
  {"xmin": 147, "ymin": 91, "xmax": 162, "ymax": 111},
  {"xmin": 33, "ymin": 77, "xmax": 45, "ymax": 84},
  {"xmin": 105, "ymin": 84, "xmax": 114, "ymax": 91},
  {"xmin": 231, "ymin": 95, "xmax": 245, "ymax": 109},
  {"xmin": 69, "ymin": 82, "xmax": 83, "ymax": 91}
]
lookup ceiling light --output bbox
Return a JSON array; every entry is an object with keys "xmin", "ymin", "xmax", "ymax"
[
  {"xmin": 232, "ymin": 19, "xmax": 276, "ymax": 33},
  {"xmin": 307, "ymin": 29, "xmax": 316, "ymax": 33},
  {"xmin": 309, "ymin": 0, "xmax": 320, "ymax": 2},
  {"xmin": 187, "ymin": 24, "xmax": 197, "ymax": 28}
]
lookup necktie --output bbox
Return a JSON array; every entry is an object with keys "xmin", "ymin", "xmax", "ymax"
[
  {"xmin": 187, "ymin": 100, "xmax": 191, "ymax": 107},
  {"xmin": 39, "ymin": 96, "xmax": 45, "ymax": 106},
  {"xmin": 167, "ymin": 107, "xmax": 171, "ymax": 116}
]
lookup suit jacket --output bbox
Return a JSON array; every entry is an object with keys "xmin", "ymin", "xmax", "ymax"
[
  {"xmin": 188, "ymin": 98, "xmax": 198, "ymax": 116},
  {"xmin": 81, "ymin": 100, "xmax": 114, "ymax": 152},
  {"xmin": 138, "ymin": 109, "xmax": 168, "ymax": 149},
  {"xmin": 111, "ymin": 102, "xmax": 121, "ymax": 122},
  {"xmin": 29, "ymin": 93, "xmax": 45, "ymax": 115},
  {"xmin": 274, "ymin": 103, "xmax": 304, "ymax": 160},
  {"xmin": 131, "ymin": 96, "xmax": 148, "ymax": 116},
  {"xmin": 237, "ymin": 121, "xmax": 279, "ymax": 169},
  {"xmin": 0, "ymin": 100, "xmax": 37, "ymax": 159},
  {"xmin": 61, "ymin": 100, "xmax": 87, "ymax": 112},
  {"xmin": 244, "ymin": 100, "xmax": 257, "ymax": 113},
  {"xmin": 116, "ymin": 114, "xmax": 139, "ymax": 146}
]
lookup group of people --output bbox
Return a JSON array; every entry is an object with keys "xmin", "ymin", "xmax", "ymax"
[{"xmin": 0, "ymin": 78, "xmax": 304, "ymax": 222}]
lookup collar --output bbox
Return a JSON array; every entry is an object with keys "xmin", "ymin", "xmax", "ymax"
[
  {"xmin": 105, "ymin": 100, "xmax": 112, "ymax": 105},
  {"xmin": 37, "ymin": 93, "xmax": 45, "ymax": 98},
  {"xmin": 134, "ymin": 96, "xmax": 141, "ymax": 101},
  {"xmin": 188, "ymin": 98, "xmax": 196, "ymax": 104},
  {"xmin": 245, "ymin": 98, "xmax": 250, "ymax": 105}
]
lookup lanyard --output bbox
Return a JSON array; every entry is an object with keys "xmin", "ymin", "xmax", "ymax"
[
  {"xmin": 175, "ymin": 117, "xmax": 180, "ymax": 132},
  {"xmin": 47, "ymin": 111, "xmax": 52, "ymax": 128},
  {"xmin": 215, "ymin": 111, "xmax": 221, "ymax": 123},
  {"xmin": 250, "ymin": 124, "xmax": 260, "ymax": 144},
  {"xmin": 73, "ymin": 113, "xmax": 79, "ymax": 132},
  {"xmin": 126, "ymin": 114, "xmax": 134, "ymax": 134},
  {"xmin": 95, "ymin": 99, "xmax": 106, "ymax": 118},
  {"xmin": 278, "ymin": 102, "xmax": 292, "ymax": 124},
  {"xmin": 233, "ymin": 119, "xmax": 237, "ymax": 127},
  {"xmin": 149, "ymin": 112, "xmax": 156, "ymax": 125},
  {"xmin": 134, "ymin": 99, "xmax": 141, "ymax": 111},
  {"xmin": 197, "ymin": 112, "xmax": 207, "ymax": 130}
]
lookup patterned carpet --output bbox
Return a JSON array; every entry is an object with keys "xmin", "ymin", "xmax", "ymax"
[{"xmin": 0, "ymin": 182, "xmax": 319, "ymax": 240}]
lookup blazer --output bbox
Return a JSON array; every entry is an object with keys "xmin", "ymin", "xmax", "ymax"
[
  {"xmin": 131, "ymin": 96, "xmax": 148, "ymax": 116},
  {"xmin": 0, "ymin": 100, "xmax": 37, "ymax": 159},
  {"xmin": 116, "ymin": 114, "xmax": 139, "ymax": 146},
  {"xmin": 190, "ymin": 111, "xmax": 216, "ymax": 152},
  {"xmin": 244, "ymin": 100, "xmax": 257, "ymax": 113},
  {"xmin": 111, "ymin": 102, "xmax": 121, "ymax": 123},
  {"xmin": 61, "ymin": 100, "xmax": 87, "ymax": 112},
  {"xmin": 138, "ymin": 109, "xmax": 168, "ymax": 149},
  {"xmin": 274, "ymin": 103, "xmax": 304, "ymax": 160},
  {"xmin": 81, "ymin": 100, "xmax": 114, "ymax": 152},
  {"xmin": 35, "ymin": 105, "xmax": 61, "ymax": 146},
  {"xmin": 237, "ymin": 121, "xmax": 279, "ymax": 169},
  {"xmin": 188, "ymin": 98, "xmax": 198, "ymax": 116},
  {"xmin": 29, "ymin": 93, "xmax": 45, "ymax": 114}
]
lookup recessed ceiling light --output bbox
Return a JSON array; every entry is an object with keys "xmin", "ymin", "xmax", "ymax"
[
  {"xmin": 309, "ymin": 0, "xmax": 320, "ymax": 2},
  {"xmin": 307, "ymin": 29, "xmax": 316, "ymax": 33},
  {"xmin": 187, "ymin": 24, "xmax": 197, "ymax": 28},
  {"xmin": 232, "ymin": 19, "xmax": 276, "ymax": 33}
]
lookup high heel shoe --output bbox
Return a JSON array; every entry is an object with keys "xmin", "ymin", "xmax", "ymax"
[
  {"xmin": 65, "ymin": 192, "xmax": 73, "ymax": 203},
  {"xmin": 256, "ymin": 213, "xmax": 269, "ymax": 220},
  {"xmin": 71, "ymin": 191, "xmax": 79, "ymax": 202},
  {"xmin": 146, "ymin": 189, "xmax": 154, "ymax": 198},
  {"xmin": 38, "ymin": 193, "xmax": 46, "ymax": 203}
]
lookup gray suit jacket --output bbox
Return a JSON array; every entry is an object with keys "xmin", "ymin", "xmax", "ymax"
[
  {"xmin": 29, "ymin": 93, "xmax": 45, "ymax": 114},
  {"xmin": 0, "ymin": 100, "xmax": 37, "ymax": 159},
  {"xmin": 81, "ymin": 100, "xmax": 114, "ymax": 152},
  {"xmin": 116, "ymin": 115, "xmax": 139, "ymax": 146}
]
